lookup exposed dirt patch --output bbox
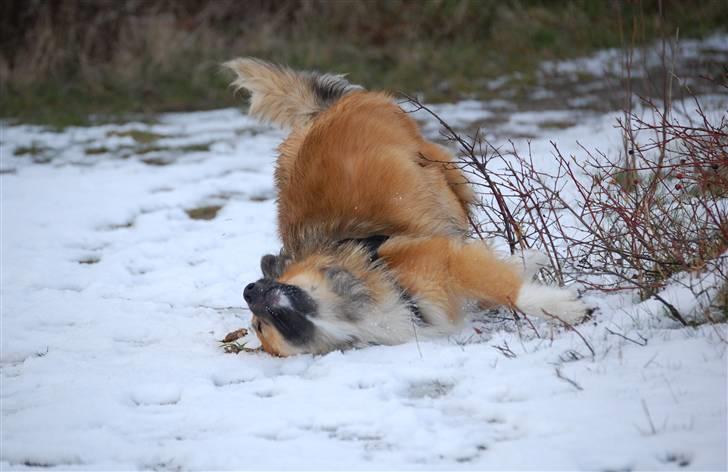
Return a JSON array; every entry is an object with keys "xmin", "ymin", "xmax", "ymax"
[
  {"xmin": 107, "ymin": 129, "xmax": 165, "ymax": 144},
  {"xmin": 178, "ymin": 143, "xmax": 211, "ymax": 153},
  {"xmin": 141, "ymin": 157, "xmax": 173, "ymax": 166},
  {"xmin": 85, "ymin": 146, "xmax": 110, "ymax": 155},
  {"xmin": 13, "ymin": 142, "xmax": 50, "ymax": 157},
  {"xmin": 538, "ymin": 119, "xmax": 577, "ymax": 129},
  {"xmin": 13, "ymin": 142, "xmax": 54, "ymax": 163},
  {"xmin": 78, "ymin": 256, "xmax": 101, "ymax": 265},
  {"xmin": 185, "ymin": 205, "xmax": 222, "ymax": 220},
  {"xmin": 249, "ymin": 191, "xmax": 274, "ymax": 202}
]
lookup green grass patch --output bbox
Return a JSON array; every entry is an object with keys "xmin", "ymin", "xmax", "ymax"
[
  {"xmin": 85, "ymin": 146, "xmax": 111, "ymax": 155},
  {"xmin": 179, "ymin": 143, "xmax": 211, "ymax": 153},
  {"xmin": 13, "ymin": 142, "xmax": 50, "ymax": 157}
]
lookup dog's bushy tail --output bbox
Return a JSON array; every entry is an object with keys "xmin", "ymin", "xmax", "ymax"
[
  {"xmin": 224, "ymin": 58, "xmax": 363, "ymax": 129},
  {"xmin": 515, "ymin": 283, "xmax": 587, "ymax": 324}
]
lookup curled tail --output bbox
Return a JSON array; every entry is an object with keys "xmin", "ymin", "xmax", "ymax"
[{"xmin": 224, "ymin": 58, "xmax": 363, "ymax": 129}]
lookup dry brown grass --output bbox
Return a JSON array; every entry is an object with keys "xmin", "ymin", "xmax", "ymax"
[{"xmin": 2, "ymin": 0, "xmax": 726, "ymax": 126}]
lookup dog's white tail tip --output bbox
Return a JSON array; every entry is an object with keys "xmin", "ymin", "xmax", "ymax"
[{"xmin": 515, "ymin": 283, "xmax": 587, "ymax": 324}]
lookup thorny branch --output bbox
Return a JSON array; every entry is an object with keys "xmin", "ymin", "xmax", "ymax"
[
  {"xmin": 402, "ymin": 69, "xmax": 727, "ymax": 326},
  {"xmin": 555, "ymin": 367, "xmax": 584, "ymax": 391}
]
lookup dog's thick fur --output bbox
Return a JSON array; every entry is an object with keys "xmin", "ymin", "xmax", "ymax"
[
  {"xmin": 226, "ymin": 58, "xmax": 588, "ymax": 356},
  {"xmin": 226, "ymin": 58, "xmax": 473, "ymax": 257}
]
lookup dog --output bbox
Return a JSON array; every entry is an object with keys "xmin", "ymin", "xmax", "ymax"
[
  {"xmin": 225, "ymin": 58, "xmax": 588, "ymax": 356},
  {"xmin": 224, "ymin": 58, "xmax": 474, "ymax": 257}
]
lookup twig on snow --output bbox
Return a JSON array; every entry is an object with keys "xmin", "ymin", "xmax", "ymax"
[
  {"xmin": 606, "ymin": 327, "xmax": 648, "ymax": 346},
  {"xmin": 554, "ymin": 367, "xmax": 583, "ymax": 391}
]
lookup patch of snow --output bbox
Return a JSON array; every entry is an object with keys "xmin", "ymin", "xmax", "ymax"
[
  {"xmin": 2, "ymin": 87, "xmax": 726, "ymax": 470},
  {"xmin": 541, "ymin": 33, "xmax": 728, "ymax": 78},
  {"xmin": 404, "ymin": 99, "xmax": 494, "ymax": 136}
]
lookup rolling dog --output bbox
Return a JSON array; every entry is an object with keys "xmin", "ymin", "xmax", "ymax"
[{"xmin": 225, "ymin": 59, "xmax": 587, "ymax": 356}]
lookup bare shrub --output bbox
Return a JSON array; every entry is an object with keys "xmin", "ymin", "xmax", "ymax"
[{"xmin": 405, "ymin": 74, "xmax": 727, "ymax": 325}]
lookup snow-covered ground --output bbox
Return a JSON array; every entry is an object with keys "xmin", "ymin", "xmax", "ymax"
[{"xmin": 2, "ymin": 43, "xmax": 727, "ymax": 470}]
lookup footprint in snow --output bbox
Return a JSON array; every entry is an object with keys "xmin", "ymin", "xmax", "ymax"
[{"xmin": 405, "ymin": 380, "xmax": 454, "ymax": 399}]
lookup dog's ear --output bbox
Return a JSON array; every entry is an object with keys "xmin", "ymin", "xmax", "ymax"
[
  {"xmin": 323, "ymin": 266, "xmax": 371, "ymax": 321},
  {"xmin": 260, "ymin": 252, "xmax": 291, "ymax": 279},
  {"xmin": 324, "ymin": 267, "xmax": 372, "ymax": 303}
]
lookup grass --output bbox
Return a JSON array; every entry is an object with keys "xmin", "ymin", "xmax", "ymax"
[
  {"xmin": 107, "ymin": 130, "xmax": 165, "ymax": 144},
  {"xmin": 2, "ymin": 0, "xmax": 726, "ymax": 127},
  {"xmin": 135, "ymin": 142, "xmax": 211, "ymax": 156},
  {"xmin": 13, "ymin": 142, "xmax": 50, "ymax": 157},
  {"xmin": 177, "ymin": 143, "xmax": 211, "ymax": 153},
  {"xmin": 86, "ymin": 131, "xmax": 211, "ymax": 161},
  {"xmin": 84, "ymin": 146, "xmax": 111, "ymax": 155}
]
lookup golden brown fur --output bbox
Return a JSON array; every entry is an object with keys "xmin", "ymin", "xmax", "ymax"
[
  {"xmin": 226, "ymin": 58, "xmax": 473, "ymax": 256},
  {"xmin": 225, "ymin": 58, "xmax": 363, "ymax": 129},
  {"xmin": 275, "ymin": 92, "xmax": 474, "ymax": 255},
  {"xmin": 226, "ymin": 58, "xmax": 587, "ymax": 356},
  {"xmin": 378, "ymin": 236, "xmax": 523, "ymax": 322},
  {"xmin": 250, "ymin": 235, "xmax": 585, "ymax": 356}
]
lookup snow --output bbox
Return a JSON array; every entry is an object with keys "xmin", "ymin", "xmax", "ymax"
[
  {"xmin": 540, "ymin": 32, "xmax": 728, "ymax": 78},
  {"xmin": 2, "ymin": 59, "xmax": 728, "ymax": 470}
]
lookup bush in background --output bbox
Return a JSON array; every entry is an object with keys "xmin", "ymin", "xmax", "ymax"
[{"xmin": 1, "ymin": 0, "xmax": 727, "ymax": 125}]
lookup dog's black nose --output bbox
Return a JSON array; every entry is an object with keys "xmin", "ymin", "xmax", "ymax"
[
  {"xmin": 243, "ymin": 282, "xmax": 258, "ymax": 303},
  {"xmin": 244, "ymin": 279, "xmax": 276, "ymax": 306}
]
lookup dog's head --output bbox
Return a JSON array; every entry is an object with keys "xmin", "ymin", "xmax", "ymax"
[{"xmin": 244, "ymin": 246, "xmax": 382, "ymax": 356}]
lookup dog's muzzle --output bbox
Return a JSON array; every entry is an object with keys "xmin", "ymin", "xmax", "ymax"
[{"xmin": 243, "ymin": 278, "xmax": 318, "ymax": 346}]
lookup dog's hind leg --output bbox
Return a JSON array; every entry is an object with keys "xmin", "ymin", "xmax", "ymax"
[
  {"xmin": 418, "ymin": 141, "xmax": 475, "ymax": 215},
  {"xmin": 436, "ymin": 241, "xmax": 587, "ymax": 323},
  {"xmin": 380, "ymin": 237, "xmax": 587, "ymax": 324},
  {"xmin": 379, "ymin": 237, "xmax": 522, "ymax": 323}
]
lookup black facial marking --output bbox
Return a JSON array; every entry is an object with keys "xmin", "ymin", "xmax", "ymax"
[
  {"xmin": 277, "ymin": 284, "xmax": 318, "ymax": 316},
  {"xmin": 244, "ymin": 278, "xmax": 318, "ymax": 347},
  {"xmin": 324, "ymin": 266, "xmax": 371, "ymax": 321},
  {"xmin": 264, "ymin": 304, "xmax": 316, "ymax": 346}
]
